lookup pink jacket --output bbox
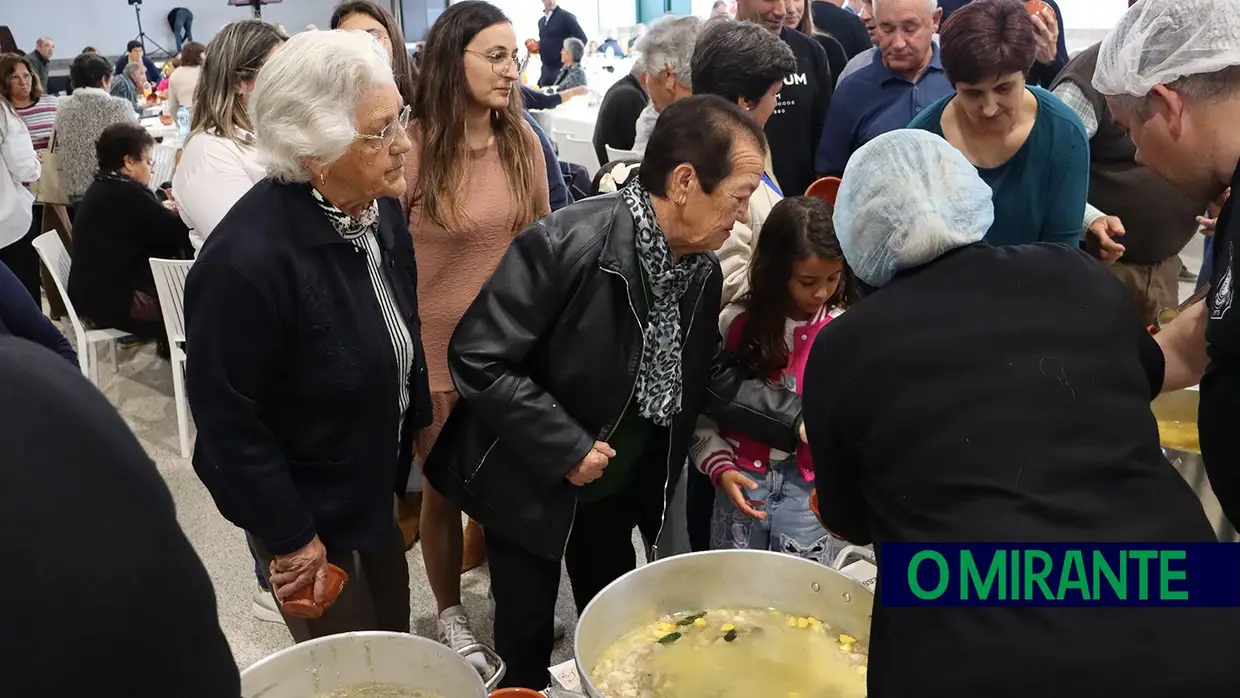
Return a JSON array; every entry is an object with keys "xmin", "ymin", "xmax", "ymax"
[{"xmin": 691, "ymin": 304, "xmax": 838, "ymax": 485}]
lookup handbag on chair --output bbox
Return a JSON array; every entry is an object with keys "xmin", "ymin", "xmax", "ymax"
[{"xmin": 31, "ymin": 129, "xmax": 69, "ymax": 205}]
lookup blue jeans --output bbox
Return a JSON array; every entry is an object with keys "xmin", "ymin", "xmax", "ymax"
[{"xmin": 709, "ymin": 457, "xmax": 845, "ymax": 565}]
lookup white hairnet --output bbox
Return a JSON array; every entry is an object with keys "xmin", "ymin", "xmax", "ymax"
[
  {"xmin": 833, "ymin": 130, "xmax": 994, "ymax": 287},
  {"xmin": 1093, "ymin": 0, "xmax": 1240, "ymax": 97}
]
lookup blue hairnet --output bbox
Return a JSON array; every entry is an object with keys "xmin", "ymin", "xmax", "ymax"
[{"xmin": 833, "ymin": 130, "xmax": 995, "ymax": 287}]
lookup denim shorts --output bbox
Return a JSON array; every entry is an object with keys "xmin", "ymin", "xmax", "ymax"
[{"xmin": 709, "ymin": 457, "xmax": 846, "ymax": 565}]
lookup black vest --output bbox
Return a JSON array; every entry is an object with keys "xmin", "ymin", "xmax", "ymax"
[{"xmin": 1051, "ymin": 43, "xmax": 1201, "ymax": 265}]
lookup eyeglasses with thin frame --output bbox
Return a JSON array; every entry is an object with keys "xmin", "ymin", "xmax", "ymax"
[
  {"xmin": 355, "ymin": 104, "xmax": 411, "ymax": 149},
  {"xmin": 465, "ymin": 49, "xmax": 523, "ymax": 75}
]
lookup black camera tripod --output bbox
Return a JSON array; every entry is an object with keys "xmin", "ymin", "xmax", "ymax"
[{"xmin": 129, "ymin": 0, "xmax": 171, "ymax": 59}]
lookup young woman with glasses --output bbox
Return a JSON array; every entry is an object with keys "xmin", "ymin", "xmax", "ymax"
[{"xmin": 401, "ymin": 0, "xmax": 550, "ymax": 665}]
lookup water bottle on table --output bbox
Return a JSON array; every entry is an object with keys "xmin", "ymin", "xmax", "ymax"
[{"xmin": 176, "ymin": 105, "xmax": 191, "ymax": 144}]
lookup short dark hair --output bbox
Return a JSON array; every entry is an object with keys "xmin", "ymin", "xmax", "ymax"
[
  {"xmin": 639, "ymin": 94, "xmax": 767, "ymax": 197},
  {"xmin": 70, "ymin": 53, "xmax": 113, "ymax": 89},
  {"xmin": 691, "ymin": 20, "xmax": 796, "ymax": 105},
  {"xmin": 127, "ymin": 40, "xmax": 143, "ymax": 53},
  {"xmin": 96, "ymin": 122, "xmax": 154, "ymax": 173},
  {"xmin": 81, "ymin": 46, "xmax": 97, "ymax": 54},
  {"xmin": 939, "ymin": 0, "xmax": 1036, "ymax": 86},
  {"xmin": 180, "ymin": 41, "xmax": 207, "ymax": 66}
]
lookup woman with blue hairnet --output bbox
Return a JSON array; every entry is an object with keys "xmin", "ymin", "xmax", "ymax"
[{"xmin": 801, "ymin": 129, "xmax": 1240, "ymax": 697}]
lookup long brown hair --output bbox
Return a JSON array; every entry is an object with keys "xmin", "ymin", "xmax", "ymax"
[
  {"xmin": 0, "ymin": 53, "xmax": 43, "ymax": 104},
  {"xmin": 738, "ymin": 196, "xmax": 853, "ymax": 377},
  {"xmin": 190, "ymin": 20, "xmax": 286, "ymax": 144},
  {"xmin": 330, "ymin": 0, "xmax": 418, "ymax": 106},
  {"xmin": 414, "ymin": 0, "xmax": 540, "ymax": 230}
]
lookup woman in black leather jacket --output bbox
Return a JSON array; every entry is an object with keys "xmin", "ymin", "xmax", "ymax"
[{"xmin": 424, "ymin": 95, "xmax": 804, "ymax": 689}]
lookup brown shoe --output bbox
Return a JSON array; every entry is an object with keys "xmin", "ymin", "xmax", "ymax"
[
  {"xmin": 461, "ymin": 518, "xmax": 486, "ymax": 573},
  {"xmin": 397, "ymin": 491, "xmax": 422, "ymax": 551}
]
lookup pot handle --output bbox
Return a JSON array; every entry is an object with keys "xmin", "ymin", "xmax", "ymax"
[
  {"xmin": 830, "ymin": 545, "xmax": 875, "ymax": 571},
  {"xmin": 456, "ymin": 643, "xmax": 506, "ymax": 691}
]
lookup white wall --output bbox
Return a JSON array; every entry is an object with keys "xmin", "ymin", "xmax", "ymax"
[
  {"xmin": 481, "ymin": 0, "xmax": 636, "ymax": 47},
  {"xmin": 8, "ymin": 0, "xmax": 343, "ymax": 57},
  {"xmin": 1057, "ymin": 0, "xmax": 1128, "ymax": 31}
]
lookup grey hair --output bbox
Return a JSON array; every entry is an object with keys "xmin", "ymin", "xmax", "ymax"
[
  {"xmin": 1109, "ymin": 65, "xmax": 1240, "ymax": 120},
  {"xmin": 250, "ymin": 29, "xmax": 395, "ymax": 183},
  {"xmin": 124, "ymin": 61, "xmax": 145, "ymax": 82},
  {"xmin": 637, "ymin": 15, "xmax": 704, "ymax": 85},
  {"xmin": 563, "ymin": 37, "xmax": 586, "ymax": 64},
  {"xmin": 873, "ymin": 0, "xmax": 938, "ymax": 15}
]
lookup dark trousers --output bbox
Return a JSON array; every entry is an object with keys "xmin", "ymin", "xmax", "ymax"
[
  {"xmin": 249, "ymin": 529, "xmax": 411, "ymax": 643},
  {"xmin": 487, "ymin": 489, "xmax": 663, "ymax": 689},
  {"xmin": 0, "ymin": 207, "xmax": 42, "ymax": 306},
  {"xmin": 169, "ymin": 9, "xmax": 193, "ymax": 51},
  {"xmin": 685, "ymin": 466, "xmax": 715, "ymax": 552}
]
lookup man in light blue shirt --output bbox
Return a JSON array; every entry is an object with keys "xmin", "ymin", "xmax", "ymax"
[{"xmin": 815, "ymin": 0, "xmax": 952, "ymax": 177}]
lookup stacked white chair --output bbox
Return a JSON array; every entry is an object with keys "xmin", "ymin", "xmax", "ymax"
[{"xmin": 554, "ymin": 129, "xmax": 601, "ymax": 179}]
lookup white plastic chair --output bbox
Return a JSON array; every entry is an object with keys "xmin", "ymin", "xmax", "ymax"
[
  {"xmin": 149, "ymin": 258, "xmax": 194, "ymax": 458},
  {"xmin": 606, "ymin": 144, "xmax": 641, "ymax": 162},
  {"xmin": 31, "ymin": 232, "xmax": 130, "ymax": 385},
  {"xmin": 150, "ymin": 142, "xmax": 177, "ymax": 191},
  {"xmin": 554, "ymin": 130, "xmax": 601, "ymax": 179}
]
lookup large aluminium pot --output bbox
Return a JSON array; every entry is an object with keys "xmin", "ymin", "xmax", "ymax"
[
  {"xmin": 240, "ymin": 631, "xmax": 505, "ymax": 698},
  {"xmin": 572, "ymin": 549, "xmax": 875, "ymax": 698},
  {"xmin": 1152, "ymin": 387, "xmax": 1239, "ymax": 542}
]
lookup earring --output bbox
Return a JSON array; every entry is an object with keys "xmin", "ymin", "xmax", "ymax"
[{"xmin": 318, "ymin": 172, "xmax": 326, "ymax": 186}]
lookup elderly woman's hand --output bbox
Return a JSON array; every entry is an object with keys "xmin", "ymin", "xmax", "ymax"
[
  {"xmin": 567, "ymin": 441, "xmax": 616, "ymax": 486},
  {"xmin": 268, "ymin": 535, "xmax": 330, "ymax": 603},
  {"xmin": 1030, "ymin": 8, "xmax": 1059, "ymax": 65}
]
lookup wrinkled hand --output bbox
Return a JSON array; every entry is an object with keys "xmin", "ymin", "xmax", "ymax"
[
  {"xmin": 567, "ymin": 441, "xmax": 616, "ymax": 486},
  {"xmin": 1087, "ymin": 215, "xmax": 1126, "ymax": 264},
  {"xmin": 268, "ymin": 536, "xmax": 329, "ymax": 603},
  {"xmin": 1197, "ymin": 187, "xmax": 1231, "ymax": 236},
  {"xmin": 720, "ymin": 469, "xmax": 766, "ymax": 520},
  {"xmin": 1030, "ymin": 9, "xmax": 1059, "ymax": 65}
]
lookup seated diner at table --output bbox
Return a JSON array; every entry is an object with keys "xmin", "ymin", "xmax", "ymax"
[
  {"xmin": 907, "ymin": 0, "xmax": 1087, "ymax": 247},
  {"xmin": 802, "ymin": 127, "xmax": 1240, "ymax": 698},
  {"xmin": 68, "ymin": 123, "xmax": 191, "ymax": 355}
]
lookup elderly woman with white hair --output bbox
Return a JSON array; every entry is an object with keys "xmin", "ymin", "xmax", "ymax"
[
  {"xmin": 802, "ymin": 129, "xmax": 1240, "ymax": 697},
  {"xmin": 551, "ymin": 36, "xmax": 587, "ymax": 91},
  {"xmin": 183, "ymin": 28, "xmax": 431, "ymax": 641},
  {"xmin": 631, "ymin": 15, "xmax": 704, "ymax": 155}
]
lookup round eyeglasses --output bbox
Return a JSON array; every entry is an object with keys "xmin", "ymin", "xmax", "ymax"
[
  {"xmin": 355, "ymin": 104, "xmax": 411, "ymax": 149},
  {"xmin": 465, "ymin": 49, "xmax": 523, "ymax": 75}
]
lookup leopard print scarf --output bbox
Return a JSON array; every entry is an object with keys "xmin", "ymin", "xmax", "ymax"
[{"xmin": 621, "ymin": 179, "xmax": 710, "ymax": 427}]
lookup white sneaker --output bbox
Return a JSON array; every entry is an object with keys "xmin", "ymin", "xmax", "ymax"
[
  {"xmin": 252, "ymin": 590, "xmax": 285, "ymax": 624},
  {"xmin": 488, "ymin": 594, "xmax": 567, "ymax": 640},
  {"xmin": 438, "ymin": 605, "xmax": 489, "ymax": 672}
]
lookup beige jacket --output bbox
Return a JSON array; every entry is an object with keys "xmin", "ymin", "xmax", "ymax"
[{"xmin": 717, "ymin": 160, "xmax": 782, "ymax": 307}]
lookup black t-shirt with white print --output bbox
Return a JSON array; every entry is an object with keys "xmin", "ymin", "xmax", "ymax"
[
  {"xmin": 1201, "ymin": 162, "xmax": 1240, "ymax": 533},
  {"xmin": 764, "ymin": 27, "xmax": 833, "ymax": 199}
]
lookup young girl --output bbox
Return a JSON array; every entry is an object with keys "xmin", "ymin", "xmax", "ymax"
[{"xmin": 691, "ymin": 196, "xmax": 850, "ymax": 564}]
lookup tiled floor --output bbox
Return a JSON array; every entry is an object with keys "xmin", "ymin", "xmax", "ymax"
[
  {"xmin": 78, "ymin": 236, "xmax": 1211, "ymax": 672},
  {"xmin": 87, "ymin": 345, "xmax": 582, "ymax": 673}
]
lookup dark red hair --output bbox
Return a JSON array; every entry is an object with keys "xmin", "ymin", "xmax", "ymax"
[{"xmin": 939, "ymin": 0, "xmax": 1037, "ymax": 86}]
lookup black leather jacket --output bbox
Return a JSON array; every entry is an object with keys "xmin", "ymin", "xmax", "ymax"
[{"xmin": 423, "ymin": 193, "xmax": 802, "ymax": 559}]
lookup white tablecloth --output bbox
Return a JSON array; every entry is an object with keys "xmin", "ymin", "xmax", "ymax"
[
  {"xmin": 530, "ymin": 103, "xmax": 600, "ymax": 141},
  {"xmin": 140, "ymin": 117, "xmax": 181, "ymax": 147}
]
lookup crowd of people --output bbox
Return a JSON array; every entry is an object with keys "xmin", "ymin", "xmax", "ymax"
[{"xmin": 4, "ymin": 0, "xmax": 1240, "ymax": 696}]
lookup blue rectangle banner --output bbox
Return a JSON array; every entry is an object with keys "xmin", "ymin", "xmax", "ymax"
[{"xmin": 881, "ymin": 543, "xmax": 1240, "ymax": 607}]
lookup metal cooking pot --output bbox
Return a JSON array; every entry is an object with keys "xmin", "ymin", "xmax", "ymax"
[
  {"xmin": 1152, "ymin": 387, "xmax": 1239, "ymax": 542},
  {"xmin": 572, "ymin": 549, "xmax": 874, "ymax": 698},
  {"xmin": 240, "ymin": 631, "xmax": 505, "ymax": 697}
]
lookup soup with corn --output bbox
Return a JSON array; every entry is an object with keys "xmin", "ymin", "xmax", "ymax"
[{"xmin": 588, "ymin": 607, "xmax": 867, "ymax": 698}]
